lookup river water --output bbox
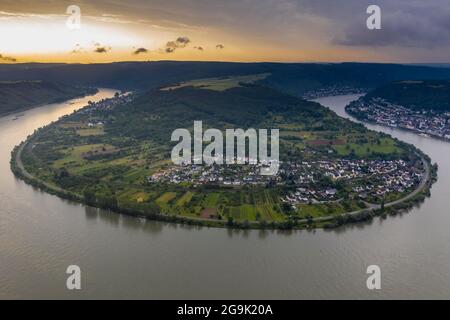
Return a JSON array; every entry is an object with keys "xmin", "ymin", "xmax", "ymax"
[{"xmin": 1, "ymin": 91, "xmax": 449, "ymax": 299}]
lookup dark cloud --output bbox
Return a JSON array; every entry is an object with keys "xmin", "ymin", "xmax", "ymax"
[
  {"xmin": 0, "ymin": 54, "xmax": 17, "ymax": 62},
  {"xmin": 165, "ymin": 36, "xmax": 191, "ymax": 53},
  {"xmin": 94, "ymin": 47, "xmax": 110, "ymax": 53},
  {"xmin": 94, "ymin": 43, "xmax": 111, "ymax": 53},
  {"xmin": 133, "ymin": 47, "xmax": 148, "ymax": 55},
  {"xmin": 194, "ymin": 46, "xmax": 204, "ymax": 51},
  {"xmin": 86, "ymin": 0, "xmax": 450, "ymax": 53},
  {"xmin": 297, "ymin": 0, "xmax": 450, "ymax": 49},
  {"xmin": 176, "ymin": 36, "xmax": 190, "ymax": 45},
  {"xmin": 216, "ymin": 44, "xmax": 225, "ymax": 49},
  {"xmin": 334, "ymin": 7, "xmax": 450, "ymax": 48}
]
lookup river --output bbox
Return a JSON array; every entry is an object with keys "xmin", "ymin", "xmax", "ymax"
[{"xmin": 1, "ymin": 91, "xmax": 449, "ymax": 299}]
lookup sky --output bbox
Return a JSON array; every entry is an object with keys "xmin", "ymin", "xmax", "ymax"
[{"xmin": 0, "ymin": 0, "xmax": 449, "ymax": 64}]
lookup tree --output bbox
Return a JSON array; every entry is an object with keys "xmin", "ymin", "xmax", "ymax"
[
  {"xmin": 281, "ymin": 202, "xmax": 293, "ymax": 213},
  {"xmin": 83, "ymin": 189, "xmax": 96, "ymax": 205}
]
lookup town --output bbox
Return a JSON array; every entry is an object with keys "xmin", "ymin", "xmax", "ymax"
[
  {"xmin": 148, "ymin": 158, "xmax": 423, "ymax": 205},
  {"xmin": 171, "ymin": 121, "xmax": 279, "ymax": 175},
  {"xmin": 347, "ymin": 97, "xmax": 450, "ymax": 140},
  {"xmin": 78, "ymin": 91, "xmax": 134, "ymax": 115}
]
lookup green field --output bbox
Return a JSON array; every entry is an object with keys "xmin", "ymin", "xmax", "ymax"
[
  {"xmin": 76, "ymin": 127, "xmax": 105, "ymax": 136},
  {"xmin": 176, "ymin": 191, "xmax": 193, "ymax": 207},
  {"xmin": 161, "ymin": 73, "xmax": 270, "ymax": 92},
  {"xmin": 333, "ymin": 137, "xmax": 401, "ymax": 157},
  {"xmin": 156, "ymin": 192, "xmax": 177, "ymax": 205}
]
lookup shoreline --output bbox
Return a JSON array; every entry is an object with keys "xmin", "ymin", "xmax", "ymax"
[
  {"xmin": 10, "ymin": 100, "xmax": 436, "ymax": 230},
  {"xmin": 346, "ymin": 108, "xmax": 450, "ymax": 144}
]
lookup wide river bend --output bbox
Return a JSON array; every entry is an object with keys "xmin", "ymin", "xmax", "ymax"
[{"xmin": 1, "ymin": 91, "xmax": 449, "ymax": 299}]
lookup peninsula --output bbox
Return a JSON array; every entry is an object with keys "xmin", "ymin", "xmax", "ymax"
[{"xmin": 10, "ymin": 74, "xmax": 436, "ymax": 229}]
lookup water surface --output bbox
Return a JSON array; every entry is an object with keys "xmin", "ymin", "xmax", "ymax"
[{"xmin": 1, "ymin": 92, "xmax": 449, "ymax": 299}]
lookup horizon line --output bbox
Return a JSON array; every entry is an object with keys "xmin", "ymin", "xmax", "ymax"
[{"xmin": 2, "ymin": 60, "xmax": 450, "ymax": 66}]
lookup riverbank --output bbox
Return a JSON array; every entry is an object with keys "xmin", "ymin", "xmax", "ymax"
[
  {"xmin": 349, "ymin": 112, "xmax": 450, "ymax": 144},
  {"xmin": 10, "ymin": 99, "xmax": 436, "ymax": 231}
]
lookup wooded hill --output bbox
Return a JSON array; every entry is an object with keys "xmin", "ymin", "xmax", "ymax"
[
  {"xmin": 2, "ymin": 62, "xmax": 450, "ymax": 97},
  {"xmin": 365, "ymin": 80, "xmax": 450, "ymax": 112},
  {"xmin": 0, "ymin": 80, "xmax": 96, "ymax": 116}
]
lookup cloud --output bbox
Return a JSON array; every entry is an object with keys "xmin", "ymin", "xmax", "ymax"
[
  {"xmin": 334, "ymin": 7, "xmax": 450, "ymax": 48},
  {"xmin": 133, "ymin": 47, "xmax": 149, "ymax": 55},
  {"xmin": 71, "ymin": 44, "xmax": 84, "ymax": 54},
  {"xmin": 3, "ymin": 0, "xmax": 450, "ymax": 62},
  {"xmin": 165, "ymin": 36, "xmax": 191, "ymax": 53},
  {"xmin": 194, "ymin": 46, "xmax": 204, "ymax": 51},
  {"xmin": 0, "ymin": 10, "xmax": 56, "ymax": 19},
  {"xmin": 0, "ymin": 54, "xmax": 16, "ymax": 62},
  {"xmin": 291, "ymin": 0, "xmax": 450, "ymax": 50},
  {"xmin": 94, "ymin": 46, "xmax": 110, "ymax": 53},
  {"xmin": 93, "ymin": 43, "xmax": 111, "ymax": 53}
]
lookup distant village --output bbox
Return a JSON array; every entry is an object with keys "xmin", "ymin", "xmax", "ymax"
[
  {"xmin": 347, "ymin": 97, "xmax": 450, "ymax": 140},
  {"xmin": 148, "ymin": 158, "xmax": 422, "ymax": 205},
  {"xmin": 78, "ymin": 91, "xmax": 134, "ymax": 116},
  {"xmin": 303, "ymin": 86, "xmax": 366, "ymax": 100}
]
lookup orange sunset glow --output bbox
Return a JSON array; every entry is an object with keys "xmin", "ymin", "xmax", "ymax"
[{"xmin": 1, "ymin": 0, "xmax": 450, "ymax": 63}]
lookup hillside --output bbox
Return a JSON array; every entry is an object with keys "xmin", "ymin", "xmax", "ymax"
[
  {"xmin": 364, "ymin": 80, "xmax": 450, "ymax": 112},
  {"xmin": 0, "ymin": 81, "xmax": 97, "ymax": 116},
  {"xmin": 2, "ymin": 62, "xmax": 450, "ymax": 97},
  {"xmin": 14, "ymin": 78, "xmax": 427, "ymax": 228},
  {"xmin": 346, "ymin": 80, "xmax": 450, "ymax": 140}
]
